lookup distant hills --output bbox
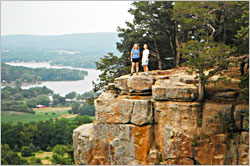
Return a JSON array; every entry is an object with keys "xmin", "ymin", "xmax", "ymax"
[{"xmin": 1, "ymin": 32, "xmax": 121, "ymax": 68}]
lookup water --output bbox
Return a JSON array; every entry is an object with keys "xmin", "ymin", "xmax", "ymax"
[{"xmin": 4, "ymin": 62, "xmax": 101, "ymax": 96}]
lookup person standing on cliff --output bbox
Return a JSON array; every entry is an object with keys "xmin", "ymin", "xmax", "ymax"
[
  {"xmin": 142, "ymin": 44, "xmax": 150, "ymax": 76},
  {"xmin": 130, "ymin": 44, "xmax": 140, "ymax": 76}
]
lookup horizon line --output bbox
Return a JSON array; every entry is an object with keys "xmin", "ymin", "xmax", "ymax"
[{"xmin": 1, "ymin": 31, "xmax": 118, "ymax": 37}]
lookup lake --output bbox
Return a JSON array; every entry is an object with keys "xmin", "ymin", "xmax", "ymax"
[{"xmin": 4, "ymin": 62, "xmax": 101, "ymax": 96}]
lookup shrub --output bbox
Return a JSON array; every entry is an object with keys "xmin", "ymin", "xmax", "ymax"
[
  {"xmin": 46, "ymin": 146, "xmax": 52, "ymax": 152},
  {"xmin": 21, "ymin": 146, "xmax": 33, "ymax": 157}
]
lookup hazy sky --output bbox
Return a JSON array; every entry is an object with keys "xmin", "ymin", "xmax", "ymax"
[{"xmin": 1, "ymin": 1, "xmax": 134, "ymax": 35}]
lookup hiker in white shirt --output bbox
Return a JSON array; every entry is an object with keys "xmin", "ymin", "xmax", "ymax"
[{"xmin": 142, "ymin": 44, "xmax": 150, "ymax": 76}]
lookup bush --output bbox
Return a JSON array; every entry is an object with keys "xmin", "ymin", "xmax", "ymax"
[
  {"xmin": 13, "ymin": 144, "xmax": 19, "ymax": 152},
  {"xmin": 78, "ymin": 103, "xmax": 95, "ymax": 116},
  {"xmin": 45, "ymin": 112, "xmax": 48, "ymax": 115},
  {"xmin": 1, "ymin": 144, "xmax": 28, "ymax": 165},
  {"xmin": 36, "ymin": 95, "xmax": 50, "ymax": 107},
  {"xmin": 52, "ymin": 145, "xmax": 65, "ymax": 155},
  {"xmin": 71, "ymin": 103, "xmax": 80, "ymax": 114},
  {"xmin": 1, "ymin": 101, "xmax": 33, "ymax": 113},
  {"xmin": 29, "ymin": 143, "xmax": 36, "ymax": 152},
  {"xmin": 46, "ymin": 146, "xmax": 52, "ymax": 152},
  {"xmin": 13, "ymin": 93, "xmax": 24, "ymax": 101},
  {"xmin": 29, "ymin": 157, "xmax": 42, "ymax": 165},
  {"xmin": 21, "ymin": 146, "xmax": 33, "ymax": 157},
  {"xmin": 26, "ymin": 98, "xmax": 37, "ymax": 108},
  {"xmin": 34, "ymin": 146, "xmax": 40, "ymax": 152},
  {"xmin": 52, "ymin": 112, "xmax": 56, "ymax": 115}
]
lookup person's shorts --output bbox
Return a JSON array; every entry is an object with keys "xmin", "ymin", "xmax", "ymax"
[{"xmin": 132, "ymin": 58, "xmax": 139, "ymax": 62}]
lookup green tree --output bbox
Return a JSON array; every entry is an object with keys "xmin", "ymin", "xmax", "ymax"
[
  {"xmin": 26, "ymin": 98, "xmax": 37, "ymax": 108},
  {"xmin": 13, "ymin": 144, "xmax": 19, "ymax": 152},
  {"xmin": 78, "ymin": 103, "xmax": 95, "ymax": 116},
  {"xmin": 29, "ymin": 143, "xmax": 36, "ymax": 152},
  {"xmin": 93, "ymin": 53, "xmax": 125, "ymax": 93},
  {"xmin": 52, "ymin": 145, "xmax": 74, "ymax": 165},
  {"xmin": 36, "ymin": 95, "xmax": 50, "ymax": 107},
  {"xmin": 65, "ymin": 91, "xmax": 77, "ymax": 99},
  {"xmin": 71, "ymin": 103, "xmax": 80, "ymax": 114},
  {"xmin": 28, "ymin": 157, "xmax": 42, "ymax": 165},
  {"xmin": 21, "ymin": 146, "xmax": 33, "ymax": 157},
  {"xmin": 46, "ymin": 146, "xmax": 52, "ymax": 152},
  {"xmin": 13, "ymin": 93, "xmax": 24, "ymax": 101},
  {"xmin": 234, "ymin": 1, "xmax": 249, "ymax": 54},
  {"xmin": 53, "ymin": 99, "xmax": 59, "ymax": 106},
  {"xmin": 173, "ymin": 1, "xmax": 233, "ymax": 101},
  {"xmin": 1, "ymin": 144, "xmax": 28, "ymax": 165}
]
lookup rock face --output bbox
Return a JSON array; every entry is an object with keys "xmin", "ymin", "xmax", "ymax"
[{"xmin": 73, "ymin": 70, "xmax": 249, "ymax": 165}]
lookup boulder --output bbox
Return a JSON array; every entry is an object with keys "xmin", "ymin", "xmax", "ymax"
[
  {"xmin": 95, "ymin": 93, "xmax": 153, "ymax": 126},
  {"xmin": 152, "ymin": 80, "xmax": 198, "ymax": 101},
  {"xmin": 73, "ymin": 123, "xmax": 153, "ymax": 165},
  {"xmin": 114, "ymin": 75, "xmax": 129, "ymax": 94},
  {"xmin": 127, "ymin": 75, "xmax": 154, "ymax": 93},
  {"xmin": 73, "ymin": 123, "xmax": 94, "ymax": 165}
]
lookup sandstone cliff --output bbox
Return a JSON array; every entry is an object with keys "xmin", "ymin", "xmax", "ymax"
[{"xmin": 73, "ymin": 69, "xmax": 249, "ymax": 165}]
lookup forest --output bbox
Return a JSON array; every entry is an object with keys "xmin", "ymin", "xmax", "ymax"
[
  {"xmin": 1, "ymin": 63, "xmax": 88, "ymax": 84},
  {"xmin": 1, "ymin": 116, "xmax": 93, "ymax": 165}
]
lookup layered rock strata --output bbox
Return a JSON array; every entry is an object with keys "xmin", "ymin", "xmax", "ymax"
[{"xmin": 73, "ymin": 70, "xmax": 249, "ymax": 165}]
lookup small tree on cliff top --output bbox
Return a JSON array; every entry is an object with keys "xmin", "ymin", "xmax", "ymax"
[
  {"xmin": 180, "ymin": 41, "xmax": 231, "ymax": 101},
  {"xmin": 174, "ymin": 1, "xmax": 232, "ymax": 101}
]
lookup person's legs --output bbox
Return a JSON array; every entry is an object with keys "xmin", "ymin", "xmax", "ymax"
[
  {"xmin": 145, "ymin": 65, "xmax": 148, "ymax": 76},
  {"xmin": 145, "ymin": 65, "xmax": 148, "ymax": 73},
  {"xmin": 131, "ymin": 62, "xmax": 135, "ymax": 75},
  {"xmin": 136, "ymin": 62, "xmax": 139, "ymax": 74}
]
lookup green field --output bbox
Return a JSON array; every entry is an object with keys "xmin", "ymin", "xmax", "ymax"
[{"xmin": 1, "ymin": 107, "xmax": 74, "ymax": 124}]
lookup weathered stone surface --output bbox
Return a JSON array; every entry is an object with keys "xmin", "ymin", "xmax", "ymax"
[
  {"xmin": 213, "ymin": 91, "xmax": 239, "ymax": 102},
  {"xmin": 154, "ymin": 101, "xmax": 202, "ymax": 134},
  {"xmin": 95, "ymin": 92, "xmax": 153, "ymax": 126},
  {"xmin": 73, "ymin": 123, "xmax": 93, "ymax": 165},
  {"xmin": 165, "ymin": 158, "xmax": 195, "ymax": 165},
  {"xmin": 74, "ymin": 69, "xmax": 249, "ymax": 165},
  {"xmin": 114, "ymin": 75, "xmax": 129, "ymax": 94},
  {"xmin": 194, "ymin": 138, "xmax": 227, "ymax": 165},
  {"xmin": 152, "ymin": 80, "xmax": 198, "ymax": 101},
  {"xmin": 73, "ymin": 123, "xmax": 153, "ymax": 165},
  {"xmin": 226, "ymin": 132, "xmax": 249, "ymax": 165},
  {"xmin": 201, "ymin": 103, "xmax": 233, "ymax": 136},
  {"xmin": 238, "ymin": 132, "xmax": 249, "ymax": 165},
  {"xmin": 127, "ymin": 75, "xmax": 154, "ymax": 92},
  {"xmin": 180, "ymin": 77, "xmax": 199, "ymax": 84},
  {"xmin": 154, "ymin": 101, "xmax": 202, "ymax": 160},
  {"xmin": 234, "ymin": 104, "xmax": 249, "ymax": 131}
]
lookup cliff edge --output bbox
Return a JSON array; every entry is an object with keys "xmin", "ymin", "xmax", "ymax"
[{"xmin": 73, "ymin": 68, "xmax": 249, "ymax": 165}]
